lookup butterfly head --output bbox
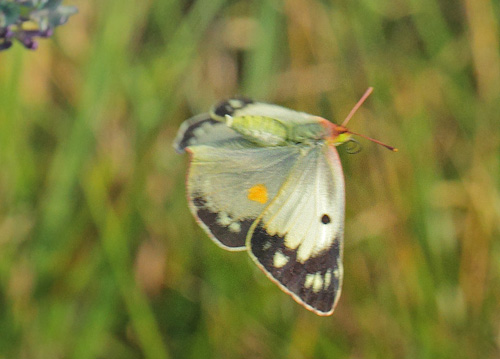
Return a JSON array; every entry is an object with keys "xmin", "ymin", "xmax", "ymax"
[
  {"xmin": 325, "ymin": 122, "xmax": 397, "ymax": 151},
  {"xmin": 326, "ymin": 88, "xmax": 398, "ymax": 152},
  {"xmin": 325, "ymin": 124, "xmax": 353, "ymax": 147}
]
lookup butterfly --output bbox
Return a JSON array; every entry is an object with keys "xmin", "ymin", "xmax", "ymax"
[{"xmin": 173, "ymin": 88, "xmax": 396, "ymax": 316}]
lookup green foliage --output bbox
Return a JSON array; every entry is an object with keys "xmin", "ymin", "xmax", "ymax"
[{"xmin": 0, "ymin": 0, "xmax": 499, "ymax": 358}]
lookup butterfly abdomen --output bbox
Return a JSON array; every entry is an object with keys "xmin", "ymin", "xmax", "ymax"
[
  {"xmin": 227, "ymin": 115, "xmax": 330, "ymax": 146},
  {"xmin": 226, "ymin": 115, "xmax": 288, "ymax": 146}
]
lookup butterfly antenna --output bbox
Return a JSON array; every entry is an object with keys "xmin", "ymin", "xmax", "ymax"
[
  {"xmin": 348, "ymin": 129, "xmax": 398, "ymax": 152},
  {"xmin": 341, "ymin": 87, "xmax": 373, "ymax": 127},
  {"xmin": 340, "ymin": 87, "xmax": 398, "ymax": 152}
]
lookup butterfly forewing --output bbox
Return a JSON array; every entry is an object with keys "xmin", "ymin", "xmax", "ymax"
[
  {"xmin": 247, "ymin": 144, "xmax": 345, "ymax": 315},
  {"xmin": 187, "ymin": 141, "xmax": 303, "ymax": 250}
]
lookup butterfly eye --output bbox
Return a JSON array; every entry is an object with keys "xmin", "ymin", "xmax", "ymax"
[
  {"xmin": 345, "ymin": 138, "xmax": 362, "ymax": 154},
  {"xmin": 321, "ymin": 214, "xmax": 331, "ymax": 224}
]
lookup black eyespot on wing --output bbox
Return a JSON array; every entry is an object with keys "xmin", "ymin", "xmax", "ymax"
[
  {"xmin": 321, "ymin": 214, "xmax": 331, "ymax": 224},
  {"xmin": 249, "ymin": 223, "xmax": 343, "ymax": 315},
  {"xmin": 212, "ymin": 98, "xmax": 254, "ymax": 118}
]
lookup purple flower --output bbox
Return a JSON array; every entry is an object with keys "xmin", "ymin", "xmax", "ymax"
[{"xmin": 0, "ymin": 0, "xmax": 77, "ymax": 51}]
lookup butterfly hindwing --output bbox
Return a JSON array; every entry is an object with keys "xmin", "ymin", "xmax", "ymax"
[
  {"xmin": 247, "ymin": 144, "xmax": 345, "ymax": 315},
  {"xmin": 186, "ymin": 141, "xmax": 303, "ymax": 250}
]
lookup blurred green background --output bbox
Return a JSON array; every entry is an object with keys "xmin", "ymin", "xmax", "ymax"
[{"xmin": 1, "ymin": 0, "xmax": 499, "ymax": 358}]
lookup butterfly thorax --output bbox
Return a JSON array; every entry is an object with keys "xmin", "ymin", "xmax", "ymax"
[{"xmin": 226, "ymin": 114, "xmax": 346, "ymax": 146}]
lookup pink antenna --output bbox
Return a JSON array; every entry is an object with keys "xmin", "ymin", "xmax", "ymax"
[
  {"xmin": 348, "ymin": 129, "xmax": 398, "ymax": 152},
  {"xmin": 342, "ymin": 87, "xmax": 373, "ymax": 127},
  {"xmin": 341, "ymin": 87, "xmax": 398, "ymax": 152}
]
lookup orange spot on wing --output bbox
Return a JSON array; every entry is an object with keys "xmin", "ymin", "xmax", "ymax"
[{"xmin": 248, "ymin": 184, "xmax": 268, "ymax": 204}]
